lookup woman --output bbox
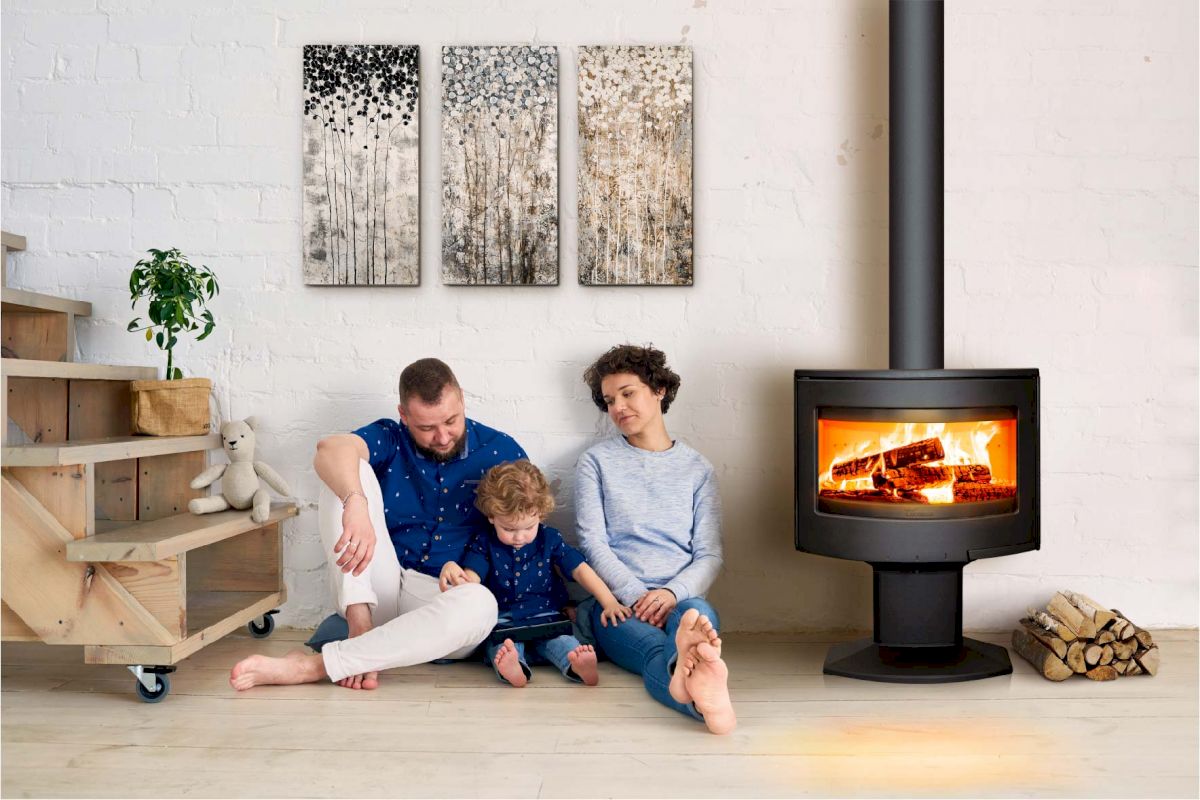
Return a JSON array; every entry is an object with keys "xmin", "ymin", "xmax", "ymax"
[{"xmin": 574, "ymin": 344, "xmax": 736, "ymax": 735}]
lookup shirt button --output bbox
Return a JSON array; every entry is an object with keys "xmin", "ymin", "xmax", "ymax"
[
  {"xmin": 443, "ymin": 488, "xmax": 449, "ymax": 494},
  {"xmin": 422, "ymin": 555, "xmax": 428, "ymax": 561},
  {"xmin": 437, "ymin": 516, "xmax": 443, "ymax": 522}
]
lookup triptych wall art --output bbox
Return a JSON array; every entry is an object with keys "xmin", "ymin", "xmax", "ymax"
[{"xmin": 301, "ymin": 44, "xmax": 693, "ymax": 288}]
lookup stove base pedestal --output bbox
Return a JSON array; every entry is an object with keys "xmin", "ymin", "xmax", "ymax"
[{"xmin": 823, "ymin": 636, "xmax": 1012, "ymax": 683}]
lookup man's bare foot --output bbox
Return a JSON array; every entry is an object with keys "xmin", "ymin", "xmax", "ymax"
[
  {"xmin": 683, "ymin": 640, "xmax": 737, "ymax": 735},
  {"xmin": 230, "ymin": 650, "xmax": 326, "ymax": 691},
  {"xmin": 493, "ymin": 639, "xmax": 528, "ymax": 687},
  {"xmin": 670, "ymin": 608, "xmax": 720, "ymax": 703},
  {"xmin": 341, "ymin": 604, "xmax": 379, "ymax": 690},
  {"xmin": 567, "ymin": 644, "xmax": 599, "ymax": 686}
]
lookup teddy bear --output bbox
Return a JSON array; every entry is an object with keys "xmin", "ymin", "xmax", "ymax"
[{"xmin": 188, "ymin": 417, "xmax": 292, "ymax": 523}]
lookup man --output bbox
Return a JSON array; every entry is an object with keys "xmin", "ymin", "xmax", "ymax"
[{"xmin": 230, "ymin": 358, "xmax": 526, "ymax": 690}]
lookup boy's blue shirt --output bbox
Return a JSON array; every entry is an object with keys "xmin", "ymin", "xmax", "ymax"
[
  {"xmin": 461, "ymin": 524, "xmax": 586, "ymax": 624},
  {"xmin": 353, "ymin": 417, "xmax": 527, "ymax": 578}
]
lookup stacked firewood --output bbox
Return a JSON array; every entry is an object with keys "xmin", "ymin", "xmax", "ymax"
[
  {"xmin": 822, "ymin": 437, "xmax": 1016, "ymax": 503},
  {"xmin": 1012, "ymin": 591, "xmax": 1160, "ymax": 682}
]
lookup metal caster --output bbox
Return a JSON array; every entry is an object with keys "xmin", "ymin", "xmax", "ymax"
[
  {"xmin": 248, "ymin": 609, "xmax": 279, "ymax": 638},
  {"xmin": 129, "ymin": 665, "xmax": 174, "ymax": 704}
]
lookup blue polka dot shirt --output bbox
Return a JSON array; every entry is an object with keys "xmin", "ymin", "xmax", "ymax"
[
  {"xmin": 461, "ymin": 524, "xmax": 587, "ymax": 624},
  {"xmin": 353, "ymin": 417, "xmax": 527, "ymax": 578}
]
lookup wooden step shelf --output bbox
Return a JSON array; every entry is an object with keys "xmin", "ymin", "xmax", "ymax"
[
  {"xmin": 67, "ymin": 503, "xmax": 298, "ymax": 562},
  {"xmin": 1, "ymin": 287, "xmax": 92, "ymax": 317},
  {"xmin": 2, "ymin": 247, "xmax": 296, "ymax": 701},
  {"xmin": 3, "ymin": 433, "xmax": 220, "ymax": 467},
  {"xmin": 2, "ymin": 358, "xmax": 157, "ymax": 381}
]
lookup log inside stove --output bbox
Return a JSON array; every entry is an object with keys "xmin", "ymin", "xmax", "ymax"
[{"xmin": 822, "ymin": 436, "xmax": 1015, "ymax": 503}]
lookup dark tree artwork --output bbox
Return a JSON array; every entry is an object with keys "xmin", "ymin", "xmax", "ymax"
[
  {"xmin": 303, "ymin": 45, "xmax": 419, "ymax": 286},
  {"xmin": 441, "ymin": 46, "xmax": 558, "ymax": 286}
]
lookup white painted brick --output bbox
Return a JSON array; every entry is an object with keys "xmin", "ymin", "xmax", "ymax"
[
  {"xmin": 192, "ymin": 15, "xmax": 277, "ymax": 47},
  {"xmin": 52, "ymin": 45, "xmax": 97, "ymax": 80},
  {"xmin": 6, "ymin": 43, "xmax": 55, "ymax": 79},
  {"xmin": 95, "ymin": 45, "xmax": 138, "ymax": 79},
  {"xmin": 135, "ymin": 45, "xmax": 183, "ymax": 82},
  {"xmin": 24, "ymin": 14, "xmax": 108, "ymax": 45},
  {"xmin": 107, "ymin": 14, "xmax": 192, "ymax": 46},
  {"xmin": 47, "ymin": 114, "xmax": 132, "ymax": 151},
  {"xmin": 20, "ymin": 81, "xmax": 106, "ymax": 113},
  {"xmin": 277, "ymin": 15, "xmax": 363, "ymax": 47},
  {"xmin": 100, "ymin": 80, "xmax": 190, "ymax": 112},
  {"xmin": 131, "ymin": 113, "xmax": 218, "ymax": 147},
  {"xmin": 132, "ymin": 186, "xmax": 175, "ymax": 219}
]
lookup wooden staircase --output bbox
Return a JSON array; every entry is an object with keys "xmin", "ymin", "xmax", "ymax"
[{"xmin": 1, "ymin": 231, "xmax": 298, "ymax": 702}]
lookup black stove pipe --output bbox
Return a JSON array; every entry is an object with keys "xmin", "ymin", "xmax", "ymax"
[{"xmin": 889, "ymin": 0, "xmax": 944, "ymax": 370}]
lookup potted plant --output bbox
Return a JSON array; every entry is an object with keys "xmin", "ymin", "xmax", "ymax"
[{"xmin": 126, "ymin": 248, "xmax": 220, "ymax": 436}]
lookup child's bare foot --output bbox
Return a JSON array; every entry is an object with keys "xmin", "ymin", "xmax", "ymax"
[
  {"xmin": 567, "ymin": 644, "xmax": 599, "ymax": 686},
  {"xmin": 670, "ymin": 608, "xmax": 720, "ymax": 703},
  {"xmin": 340, "ymin": 604, "xmax": 379, "ymax": 690},
  {"xmin": 230, "ymin": 650, "xmax": 326, "ymax": 691},
  {"xmin": 683, "ymin": 640, "xmax": 737, "ymax": 735},
  {"xmin": 493, "ymin": 639, "xmax": 528, "ymax": 687}
]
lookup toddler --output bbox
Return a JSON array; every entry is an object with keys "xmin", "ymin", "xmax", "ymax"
[{"xmin": 439, "ymin": 460, "xmax": 630, "ymax": 686}]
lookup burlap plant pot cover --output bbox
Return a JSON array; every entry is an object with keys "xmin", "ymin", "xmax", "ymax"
[{"xmin": 130, "ymin": 378, "xmax": 213, "ymax": 436}]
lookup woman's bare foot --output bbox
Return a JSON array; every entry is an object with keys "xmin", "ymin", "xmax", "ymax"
[
  {"xmin": 683, "ymin": 640, "xmax": 737, "ymax": 735},
  {"xmin": 567, "ymin": 644, "xmax": 599, "ymax": 686},
  {"xmin": 339, "ymin": 604, "xmax": 379, "ymax": 690},
  {"xmin": 230, "ymin": 650, "xmax": 326, "ymax": 691},
  {"xmin": 670, "ymin": 608, "xmax": 720, "ymax": 703},
  {"xmin": 493, "ymin": 639, "xmax": 528, "ymax": 687}
]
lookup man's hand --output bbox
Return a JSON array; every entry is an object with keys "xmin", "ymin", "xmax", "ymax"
[
  {"xmin": 633, "ymin": 588, "xmax": 677, "ymax": 628},
  {"xmin": 333, "ymin": 499, "xmax": 376, "ymax": 576},
  {"xmin": 599, "ymin": 600, "xmax": 633, "ymax": 627},
  {"xmin": 439, "ymin": 561, "xmax": 476, "ymax": 592}
]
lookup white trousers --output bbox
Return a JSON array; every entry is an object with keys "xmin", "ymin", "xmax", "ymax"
[{"xmin": 317, "ymin": 460, "xmax": 498, "ymax": 682}]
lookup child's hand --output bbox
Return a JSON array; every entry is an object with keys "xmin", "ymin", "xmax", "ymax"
[
  {"xmin": 462, "ymin": 568, "xmax": 482, "ymax": 584},
  {"xmin": 439, "ymin": 561, "xmax": 469, "ymax": 592},
  {"xmin": 599, "ymin": 601, "xmax": 632, "ymax": 627}
]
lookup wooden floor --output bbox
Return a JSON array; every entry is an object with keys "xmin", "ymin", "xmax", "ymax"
[{"xmin": 2, "ymin": 628, "xmax": 1196, "ymax": 798}]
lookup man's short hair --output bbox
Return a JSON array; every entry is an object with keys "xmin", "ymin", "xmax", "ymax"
[{"xmin": 399, "ymin": 358, "xmax": 460, "ymax": 407}]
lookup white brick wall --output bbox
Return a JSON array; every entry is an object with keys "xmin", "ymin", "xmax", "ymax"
[{"xmin": 2, "ymin": 0, "xmax": 1196, "ymax": 631}]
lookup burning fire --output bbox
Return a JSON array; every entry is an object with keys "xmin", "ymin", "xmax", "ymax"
[{"xmin": 818, "ymin": 418, "xmax": 1017, "ymax": 505}]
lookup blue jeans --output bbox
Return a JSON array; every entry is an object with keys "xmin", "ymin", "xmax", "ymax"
[
  {"xmin": 484, "ymin": 634, "xmax": 583, "ymax": 683},
  {"xmin": 584, "ymin": 596, "xmax": 720, "ymax": 722}
]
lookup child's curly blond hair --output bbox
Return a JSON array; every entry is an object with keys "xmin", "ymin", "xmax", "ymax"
[{"xmin": 474, "ymin": 460, "xmax": 556, "ymax": 520}]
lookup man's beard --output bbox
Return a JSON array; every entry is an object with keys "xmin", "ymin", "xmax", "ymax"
[{"xmin": 414, "ymin": 435, "xmax": 465, "ymax": 463}]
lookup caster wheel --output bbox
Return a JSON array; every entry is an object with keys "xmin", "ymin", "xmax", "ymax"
[
  {"xmin": 248, "ymin": 614, "xmax": 275, "ymax": 638},
  {"xmin": 135, "ymin": 673, "xmax": 170, "ymax": 703}
]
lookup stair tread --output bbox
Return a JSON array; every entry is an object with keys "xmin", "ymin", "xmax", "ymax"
[
  {"xmin": 67, "ymin": 503, "xmax": 299, "ymax": 561},
  {"xmin": 2, "ymin": 358, "xmax": 158, "ymax": 381},
  {"xmin": 1, "ymin": 287, "xmax": 91, "ymax": 316},
  {"xmin": 3, "ymin": 434, "xmax": 219, "ymax": 466}
]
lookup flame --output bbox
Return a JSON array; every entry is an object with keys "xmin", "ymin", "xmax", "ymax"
[{"xmin": 819, "ymin": 418, "xmax": 1016, "ymax": 504}]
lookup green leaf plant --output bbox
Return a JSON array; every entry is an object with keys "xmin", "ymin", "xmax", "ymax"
[{"xmin": 126, "ymin": 248, "xmax": 219, "ymax": 380}]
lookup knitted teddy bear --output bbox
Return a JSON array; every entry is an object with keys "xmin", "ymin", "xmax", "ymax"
[{"xmin": 188, "ymin": 417, "xmax": 291, "ymax": 523}]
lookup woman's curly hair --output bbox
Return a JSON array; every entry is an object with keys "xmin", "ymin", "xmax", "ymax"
[
  {"xmin": 474, "ymin": 460, "xmax": 556, "ymax": 520},
  {"xmin": 582, "ymin": 344, "xmax": 681, "ymax": 414}
]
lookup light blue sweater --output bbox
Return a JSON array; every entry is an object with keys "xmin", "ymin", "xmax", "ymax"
[{"xmin": 574, "ymin": 436, "xmax": 723, "ymax": 605}]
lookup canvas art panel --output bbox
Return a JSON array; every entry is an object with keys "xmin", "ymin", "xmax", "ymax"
[
  {"xmin": 441, "ymin": 45, "xmax": 559, "ymax": 286},
  {"xmin": 578, "ymin": 45, "xmax": 694, "ymax": 286},
  {"xmin": 303, "ymin": 44, "xmax": 420, "ymax": 286}
]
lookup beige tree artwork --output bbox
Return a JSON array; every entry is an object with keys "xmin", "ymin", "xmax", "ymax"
[
  {"xmin": 441, "ymin": 46, "xmax": 558, "ymax": 285},
  {"xmin": 578, "ymin": 46, "xmax": 693, "ymax": 286}
]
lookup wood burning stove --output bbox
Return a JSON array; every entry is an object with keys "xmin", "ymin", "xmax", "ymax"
[{"xmin": 793, "ymin": 1, "xmax": 1040, "ymax": 682}]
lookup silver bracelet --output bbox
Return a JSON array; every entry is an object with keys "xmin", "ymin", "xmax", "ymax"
[{"xmin": 340, "ymin": 489, "xmax": 367, "ymax": 507}]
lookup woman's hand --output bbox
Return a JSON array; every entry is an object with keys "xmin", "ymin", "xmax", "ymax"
[
  {"xmin": 599, "ymin": 600, "xmax": 633, "ymax": 627},
  {"xmin": 633, "ymin": 588, "xmax": 677, "ymax": 628},
  {"xmin": 334, "ymin": 501, "xmax": 376, "ymax": 576}
]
